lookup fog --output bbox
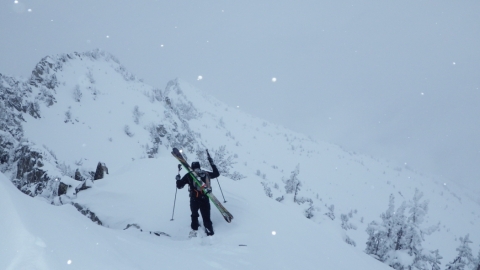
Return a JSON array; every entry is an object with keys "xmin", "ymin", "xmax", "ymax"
[{"xmin": 1, "ymin": 0, "xmax": 479, "ymax": 191}]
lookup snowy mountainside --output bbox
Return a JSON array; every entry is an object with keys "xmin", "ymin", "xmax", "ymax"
[
  {"xmin": 1, "ymin": 50, "xmax": 479, "ymax": 269},
  {"xmin": 172, "ymin": 73, "xmax": 480, "ymax": 262},
  {"xmin": 22, "ymin": 51, "xmax": 164, "ymax": 171}
]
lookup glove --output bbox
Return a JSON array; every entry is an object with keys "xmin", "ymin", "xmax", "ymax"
[
  {"xmin": 175, "ymin": 175, "xmax": 181, "ymax": 181},
  {"xmin": 206, "ymin": 149, "xmax": 214, "ymax": 164}
]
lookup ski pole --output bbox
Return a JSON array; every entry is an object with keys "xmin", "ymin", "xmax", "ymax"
[
  {"xmin": 206, "ymin": 149, "xmax": 227, "ymax": 203},
  {"xmin": 170, "ymin": 187, "xmax": 177, "ymax": 221},
  {"xmin": 171, "ymin": 164, "xmax": 182, "ymax": 221},
  {"xmin": 216, "ymin": 177, "xmax": 227, "ymax": 203}
]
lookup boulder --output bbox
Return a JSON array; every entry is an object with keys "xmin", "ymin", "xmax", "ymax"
[{"xmin": 93, "ymin": 162, "xmax": 108, "ymax": 180}]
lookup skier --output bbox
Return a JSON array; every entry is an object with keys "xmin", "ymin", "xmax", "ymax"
[{"xmin": 176, "ymin": 153, "xmax": 219, "ymax": 237}]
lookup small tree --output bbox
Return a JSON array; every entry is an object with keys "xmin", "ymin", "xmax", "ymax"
[
  {"xmin": 366, "ymin": 194, "xmax": 397, "ymax": 261},
  {"xmin": 473, "ymin": 248, "xmax": 480, "ymax": 270},
  {"xmin": 132, "ymin": 105, "xmax": 144, "ymax": 124},
  {"xmin": 64, "ymin": 108, "xmax": 72, "ymax": 123},
  {"xmin": 124, "ymin": 125, "xmax": 134, "ymax": 137},
  {"xmin": 341, "ymin": 213, "xmax": 357, "ymax": 230},
  {"xmin": 261, "ymin": 182, "xmax": 273, "ymax": 198},
  {"xmin": 403, "ymin": 189, "xmax": 429, "ymax": 269},
  {"xmin": 365, "ymin": 191, "xmax": 434, "ymax": 270},
  {"xmin": 284, "ymin": 164, "xmax": 301, "ymax": 202},
  {"xmin": 305, "ymin": 202, "xmax": 315, "ymax": 219},
  {"xmin": 408, "ymin": 189, "xmax": 428, "ymax": 227},
  {"xmin": 73, "ymin": 85, "xmax": 82, "ymax": 102},
  {"xmin": 345, "ymin": 235, "xmax": 357, "ymax": 247},
  {"xmin": 424, "ymin": 249, "xmax": 442, "ymax": 270},
  {"xmin": 445, "ymin": 234, "xmax": 473, "ymax": 270},
  {"xmin": 324, "ymin": 204, "xmax": 335, "ymax": 220},
  {"xmin": 86, "ymin": 69, "xmax": 95, "ymax": 84},
  {"xmin": 293, "ymin": 180, "xmax": 302, "ymax": 203},
  {"xmin": 196, "ymin": 146, "xmax": 245, "ymax": 180}
]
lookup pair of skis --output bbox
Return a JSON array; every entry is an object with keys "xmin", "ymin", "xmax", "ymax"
[{"xmin": 171, "ymin": 147, "xmax": 233, "ymax": 223}]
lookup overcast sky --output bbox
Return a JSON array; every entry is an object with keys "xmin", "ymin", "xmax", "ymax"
[{"xmin": 1, "ymin": 0, "xmax": 480, "ymax": 191}]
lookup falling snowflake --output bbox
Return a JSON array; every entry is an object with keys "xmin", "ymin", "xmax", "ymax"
[
  {"xmin": 271, "ymin": 231, "xmax": 277, "ymax": 235},
  {"xmin": 271, "ymin": 77, "xmax": 277, "ymax": 82},
  {"xmin": 28, "ymin": 8, "xmax": 32, "ymax": 12},
  {"xmin": 14, "ymin": 0, "xmax": 19, "ymax": 3},
  {"xmin": 197, "ymin": 75, "xmax": 203, "ymax": 81},
  {"xmin": 452, "ymin": 62, "xmax": 456, "ymax": 65},
  {"xmin": 67, "ymin": 260, "xmax": 72, "ymax": 265}
]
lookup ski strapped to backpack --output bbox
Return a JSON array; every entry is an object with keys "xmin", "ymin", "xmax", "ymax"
[{"xmin": 171, "ymin": 147, "xmax": 233, "ymax": 223}]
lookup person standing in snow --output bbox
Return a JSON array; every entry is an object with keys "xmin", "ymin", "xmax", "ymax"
[{"xmin": 176, "ymin": 152, "xmax": 219, "ymax": 237}]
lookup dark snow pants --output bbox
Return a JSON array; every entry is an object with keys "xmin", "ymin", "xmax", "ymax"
[{"xmin": 190, "ymin": 197, "xmax": 214, "ymax": 236}]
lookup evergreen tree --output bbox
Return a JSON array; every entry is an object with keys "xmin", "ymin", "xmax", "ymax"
[
  {"xmin": 404, "ymin": 189, "xmax": 429, "ymax": 268},
  {"xmin": 423, "ymin": 249, "xmax": 442, "ymax": 270},
  {"xmin": 471, "ymin": 247, "xmax": 480, "ymax": 270},
  {"xmin": 365, "ymin": 190, "xmax": 435, "ymax": 270},
  {"xmin": 392, "ymin": 201, "xmax": 408, "ymax": 251},
  {"xmin": 408, "ymin": 189, "xmax": 428, "ymax": 229},
  {"xmin": 387, "ymin": 201, "xmax": 409, "ymax": 270},
  {"xmin": 445, "ymin": 234, "xmax": 473, "ymax": 270},
  {"xmin": 365, "ymin": 220, "xmax": 382, "ymax": 259},
  {"xmin": 196, "ymin": 145, "xmax": 245, "ymax": 180},
  {"xmin": 284, "ymin": 164, "xmax": 301, "ymax": 202},
  {"xmin": 366, "ymin": 194, "xmax": 399, "ymax": 262}
]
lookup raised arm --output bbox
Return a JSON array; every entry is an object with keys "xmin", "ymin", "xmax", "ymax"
[{"xmin": 176, "ymin": 174, "xmax": 189, "ymax": 189}]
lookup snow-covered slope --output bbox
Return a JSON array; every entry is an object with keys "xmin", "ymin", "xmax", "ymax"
[
  {"xmin": 1, "ymin": 156, "xmax": 395, "ymax": 269},
  {"xmin": 1, "ymin": 50, "xmax": 479, "ymax": 269}
]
